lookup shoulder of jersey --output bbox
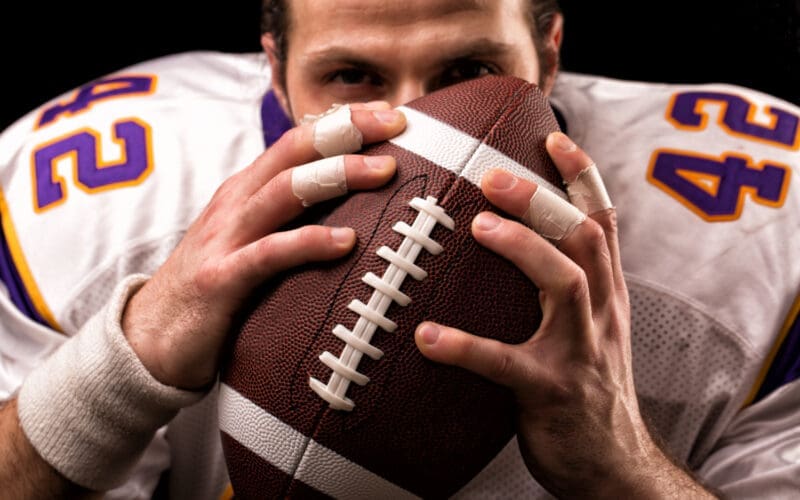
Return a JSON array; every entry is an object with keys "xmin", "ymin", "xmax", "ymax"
[
  {"xmin": 550, "ymin": 71, "xmax": 800, "ymax": 384},
  {"xmin": 0, "ymin": 51, "xmax": 271, "ymax": 147},
  {"xmin": 551, "ymin": 71, "xmax": 800, "ymax": 146}
]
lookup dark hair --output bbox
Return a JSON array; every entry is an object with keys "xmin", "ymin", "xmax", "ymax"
[
  {"xmin": 527, "ymin": 0, "xmax": 562, "ymax": 84},
  {"xmin": 261, "ymin": 0, "xmax": 562, "ymax": 87}
]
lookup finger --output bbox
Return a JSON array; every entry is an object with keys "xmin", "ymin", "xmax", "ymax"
[
  {"xmin": 480, "ymin": 171, "xmax": 615, "ymax": 310},
  {"xmin": 241, "ymin": 154, "xmax": 396, "ymax": 238},
  {"xmin": 555, "ymin": 215, "xmax": 617, "ymax": 312},
  {"xmin": 247, "ymin": 104, "xmax": 406, "ymax": 189},
  {"xmin": 415, "ymin": 321, "xmax": 540, "ymax": 389},
  {"xmin": 545, "ymin": 132, "xmax": 617, "ymax": 239},
  {"xmin": 544, "ymin": 132, "xmax": 595, "ymax": 184},
  {"xmin": 481, "ymin": 169, "xmax": 585, "ymax": 243},
  {"xmin": 545, "ymin": 132, "xmax": 624, "ymax": 292},
  {"xmin": 471, "ymin": 212, "xmax": 593, "ymax": 336},
  {"xmin": 226, "ymin": 225, "xmax": 357, "ymax": 289}
]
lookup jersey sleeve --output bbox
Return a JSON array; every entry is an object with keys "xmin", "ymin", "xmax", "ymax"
[
  {"xmin": 0, "ymin": 50, "xmax": 272, "ymax": 498},
  {"xmin": 0, "ymin": 50, "xmax": 270, "ymax": 336},
  {"xmin": 697, "ymin": 379, "xmax": 800, "ymax": 496}
]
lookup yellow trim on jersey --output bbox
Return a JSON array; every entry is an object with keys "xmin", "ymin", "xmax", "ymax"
[
  {"xmin": 219, "ymin": 482, "xmax": 235, "ymax": 500},
  {"xmin": 73, "ymin": 118, "xmax": 155, "ymax": 196},
  {"xmin": 0, "ymin": 188, "xmax": 62, "ymax": 331},
  {"xmin": 742, "ymin": 293, "xmax": 800, "ymax": 407},
  {"xmin": 34, "ymin": 73, "xmax": 158, "ymax": 130},
  {"xmin": 29, "ymin": 118, "xmax": 155, "ymax": 214},
  {"xmin": 646, "ymin": 148, "xmax": 792, "ymax": 222},
  {"xmin": 665, "ymin": 91, "xmax": 800, "ymax": 151}
]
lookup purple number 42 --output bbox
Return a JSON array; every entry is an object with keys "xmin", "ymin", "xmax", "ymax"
[
  {"xmin": 31, "ymin": 75, "xmax": 156, "ymax": 212},
  {"xmin": 649, "ymin": 91, "xmax": 795, "ymax": 221}
]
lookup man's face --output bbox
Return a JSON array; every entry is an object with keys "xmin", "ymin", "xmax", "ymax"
[{"xmin": 266, "ymin": 0, "xmax": 559, "ymax": 123}]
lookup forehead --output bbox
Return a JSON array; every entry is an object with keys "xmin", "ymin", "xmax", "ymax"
[
  {"xmin": 291, "ymin": 0, "xmax": 495, "ymax": 23},
  {"xmin": 286, "ymin": 0, "xmax": 532, "ymax": 53}
]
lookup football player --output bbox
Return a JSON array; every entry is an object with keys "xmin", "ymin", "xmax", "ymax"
[{"xmin": 0, "ymin": 0, "xmax": 797, "ymax": 498}]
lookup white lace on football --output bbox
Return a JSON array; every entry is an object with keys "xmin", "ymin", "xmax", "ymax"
[{"xmin": 310, "ymin": 196, "xmax": 455, "ymax": 411}]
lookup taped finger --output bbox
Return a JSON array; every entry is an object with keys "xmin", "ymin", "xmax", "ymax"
[
  {"xmin": 566, "ymin": 164, "xmax": 613, "ymax": 215},
  {"xmin": 301, "ymin": 104, "xmax": 364, "ymax": 157},
  {"xmin": 524, "ymin": 186, "xmax": 586, "ymax": 242},
  {"xmin": 292, "ymin": 156, "xmax": 348, "ymax": 207}
]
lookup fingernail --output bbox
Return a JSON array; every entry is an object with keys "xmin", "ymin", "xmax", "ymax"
[
  {"xmin": 364, "ymin": 100, "xmax": 391, "ymax": 110},
  {"xmin": 487, "ymin": 169, "xmax": 517, "ymax": 190},
  {"xmin": 418, "ymin": 323, "xmax": 440, "ymax": 345},
  {"xmin": 364, "ymin": 155, "xmax": 392, "ymax": 171},
  {"xmin": 331, "ymin": 227, "xmax": 354, "ymax": 245},
  {"xmin": 474, "ymin": 212, "xmax": 501, "ymax": 231},
  {"xmin": 374, "ymin": 109, "xmax": 401, "ymax": 123},
  {"xmin": 552, "ymin": 132, "xmax": 577, "ymax": 152}
]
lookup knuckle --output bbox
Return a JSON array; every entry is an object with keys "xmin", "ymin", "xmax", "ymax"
[
  {"xmin": 281, "ymin": 125, "xmax": 308, "ymax": 151},
  {"xmin": 580, "ymin": 221, "xmax": 612, "ymax": 263},
  {"xmin": 597, "ymin": 207, "xmax": 620, "ymax": 234},
  {"xmin": 252, "ymin": 170, "xmax": 294, "ymax": 210},
  {"xmin": 212, "ymin": 171, "xmax": 243, "ymax": 201},
  {"xmin": 484, "ymin": 348, "xmax": 517, "ymax": 385},
  {"xmin": 560, "ymin": 267, "xmax": 589, "ymax": 306},
  {"xmin": 254, "ymin": 234, "xmax": 278, "ymax": 260},
  {"xmin": 193, "ymin": 260, "xmax": 224, "ymax": 296},
  {"xmin": 295, "ymin": 225, "xmax": 321, "ymax": 246},
  {"xmin": 500, "ymin": 222, "xmax": 530, "ymax": 248},
  {"xmin": 581, "ymin": 219, "xmax": 606, "ymax": 247}
]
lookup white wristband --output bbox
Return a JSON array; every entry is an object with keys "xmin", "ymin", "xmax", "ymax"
[{"xmin": 17, "ymin": 274, "xmax": 205, "ymax": 490}]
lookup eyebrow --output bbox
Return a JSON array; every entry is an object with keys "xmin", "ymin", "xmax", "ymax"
[{"xmin": 303, "ymin": 38, "xmax": 515, "ymax": 70}]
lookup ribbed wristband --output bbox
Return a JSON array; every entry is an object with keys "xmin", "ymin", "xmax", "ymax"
[{"xmin": 17, "ymin": 274, "xmax": 205, "ymax": 490}]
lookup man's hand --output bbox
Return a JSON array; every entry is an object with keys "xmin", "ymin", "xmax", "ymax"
[
  {"xmin": 415, "ymin": 132, "xmax": 716, "ymax": 498},
  {"xmin": 122, "ymin": 102, "xmax": 406, "ymax": 390}
]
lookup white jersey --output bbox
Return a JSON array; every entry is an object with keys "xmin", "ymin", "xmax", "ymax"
[
  {"xmin": 0, "ymin": 51, "xmax": 275, "ymax": 499},
  {"xmin": 459, "ymin": 73, "xmax": 800, "ymax": 498},
  {"xmin": 0, "ymin": 52, "xmax": 797, "ymax": 498}
]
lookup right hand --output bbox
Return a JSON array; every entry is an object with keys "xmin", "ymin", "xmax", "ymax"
[{"xmin": 121, "ymin": 102, "xmax": 407, "ymax": 390}]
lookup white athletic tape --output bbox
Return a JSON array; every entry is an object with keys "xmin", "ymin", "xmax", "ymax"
[
  {"xmin": 292, "ymin": 156, "xmax": 348, "ymax": 207},
  {"xmin": 566, "ymin": 164, "xmax": 613, "ymax": 215},
  {"xmin": 302, "ymin": 104, "xmax": 363, "ymax": 157},
  {"xmin": 525, "ymin": 186, "xmax": 586, "ymax": 241}
]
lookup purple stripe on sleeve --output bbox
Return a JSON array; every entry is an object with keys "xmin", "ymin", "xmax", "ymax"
[
  {"xmin": 0, "ymin": 219, "xmax": 48, "ymax": 326},
  {"xmin": 261, "ymin": 90, "xmax": 293, "ymax": 148},
  {"xmin": 753, "ymin": 309, "xmax": 800, "ymax": 403}
]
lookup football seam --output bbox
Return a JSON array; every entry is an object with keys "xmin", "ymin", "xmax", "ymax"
[
  {"xmin": 308, "ymin": 195, "xmax": 455, "ymax": 411},
  {"xmin": 280, "ymin": 174, "xmax": 431, "ymax": 497},
  {"xmin": 298, "ymin": 84, "xmax": 532, "ymax": 496},
  {"xmin": 307, "ymin": 82, "xmax": 526, "ymax": 414}
]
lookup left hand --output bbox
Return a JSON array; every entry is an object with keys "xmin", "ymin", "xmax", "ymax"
[{"xmin": 415, "ymin": 132, "xmax": 714, "ymax": 498}]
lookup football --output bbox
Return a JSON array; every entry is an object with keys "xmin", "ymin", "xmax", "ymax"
[{"xmin": 219, "ymin": 75, "xmax": 565, "ymax": 499}]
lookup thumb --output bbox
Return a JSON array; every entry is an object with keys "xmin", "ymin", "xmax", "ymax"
[{"xmin": 415, "ymin": 322, "xmax": 526, "ymax": 388}]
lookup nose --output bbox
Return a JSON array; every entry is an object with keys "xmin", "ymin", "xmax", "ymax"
[{"xmin": 389, "ymin": 79, "xmax": 426, "ymax": 107}]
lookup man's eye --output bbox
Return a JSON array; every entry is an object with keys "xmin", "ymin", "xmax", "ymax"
[
  {"xmin": 330, "ymin": 68, "xmax": 380, "ymax": 86},
  {"xmin": 439, "ymin": 61, "xmax": 495, "ymax": 87}
]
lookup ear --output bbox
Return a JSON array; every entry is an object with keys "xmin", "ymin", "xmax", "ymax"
[
  {"xmin": 540, "ymin": 12, "xmax": 564, "ymax": 96},
  {"xmin": 262, "ymin": 33, "xmax": 292, "ymax": 118}
]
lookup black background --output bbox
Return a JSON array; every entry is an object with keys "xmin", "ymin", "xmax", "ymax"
[{"xmin": 2, "ymin": 1, "xmax": 798, "ymax": 130}]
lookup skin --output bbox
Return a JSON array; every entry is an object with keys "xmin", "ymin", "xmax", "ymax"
[
  {"xmin": 1, "ymin": 0, "xmax": 716, "ymax": 497},
  {"xmin": 267, "ymin": 0, "xmax": 554, "ymax": 119},
  {"xmin": 264, "ymin": 0, "xmax": 717, "ymax": 497}
]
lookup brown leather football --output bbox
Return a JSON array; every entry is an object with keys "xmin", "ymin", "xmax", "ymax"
[{"xmin": 219, "ymin": 75, "xmax": 564, "ymax": 499}]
